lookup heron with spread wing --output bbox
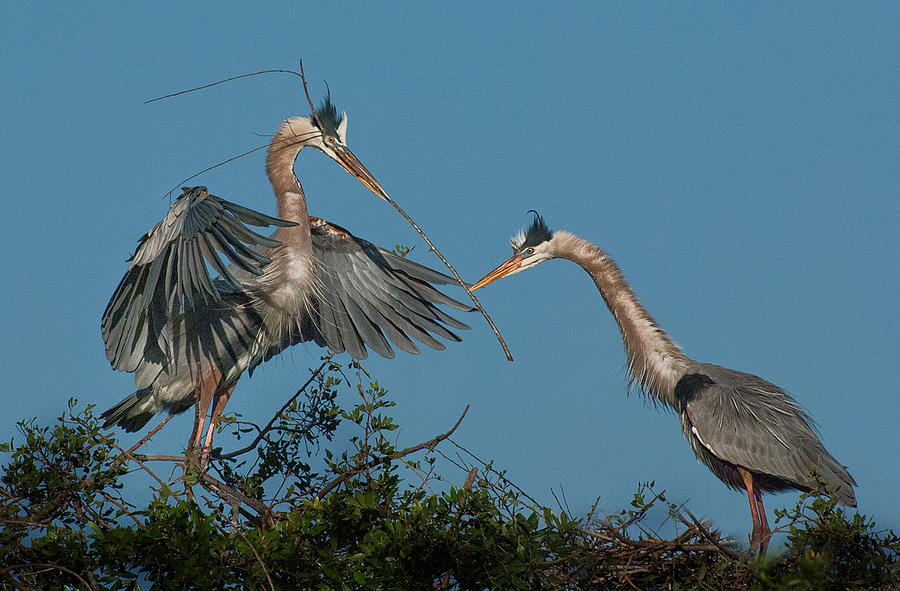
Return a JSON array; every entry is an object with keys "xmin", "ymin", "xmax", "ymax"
[
  {"xmin": 471, "ymin": 213, "xmax": 856, "ymax": 554},
  {"xmin": 101, "ymin": 95, "xmax": 472, "ymax": 462}
]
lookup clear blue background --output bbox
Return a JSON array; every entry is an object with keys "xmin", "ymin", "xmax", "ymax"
[{"xmin": 3, "ymin": 3, "xmax": 898, "ymax": 549}]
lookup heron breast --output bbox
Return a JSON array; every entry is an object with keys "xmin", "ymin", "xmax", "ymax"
[{"xmin": 262, "ymin": 253, "xmax": 317, "ymax": 314}]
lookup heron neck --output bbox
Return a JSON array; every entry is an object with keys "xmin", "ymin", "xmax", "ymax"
[
  {"xmin": 266, "ymin": 128, "xmax": 310, "ymax": 224},
  {"xmin": 255, "ymin": 121, "xmax": 317, "ymax": 315},
  {"xmin": 553, "ymin": 231, "xmax": 689, "ymax": 407}
]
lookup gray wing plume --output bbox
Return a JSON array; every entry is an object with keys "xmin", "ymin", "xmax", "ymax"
[
  {"xmin": 677, "ymin": 363, "xmax": 857, "ymax": 505},
  {"xmin": 101, "ymin": 287, "xmax": 265, "ymax": 431},
  {"xmin": 101, "ymin": 186, "xmax": 295, "ymax": 372},
  {"xmin": 247, "ymin": 218, "xmax": 474, "ymax": 372}
]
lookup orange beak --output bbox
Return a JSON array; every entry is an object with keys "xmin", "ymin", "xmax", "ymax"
[
  {"xmin": 333, "ymin": 144, "xmax": 389, "ymax": 201},
  {"xmin": 470, "ymin": 253, "xmax": 525, "ymax": 290}
]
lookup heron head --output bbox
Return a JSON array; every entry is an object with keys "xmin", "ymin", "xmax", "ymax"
[
  {"xmin": 305, "ymin": 93, "xmax": 388, "ymax": 202},
  {"xmin": 310, "ymin": 91, "xmax": 348, "ymax": 146},
  {"xmin": 471, "ymin": 211, "xmax": 556, "ymax": 290}
]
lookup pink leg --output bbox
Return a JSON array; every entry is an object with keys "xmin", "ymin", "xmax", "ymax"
[
  {"xmin": 199, "ymin": 386, "xmax": 234, "ymax": 467},
  {"xmin": 191, "ymin": 387, "xmax": 213, "ymax": 451},
  {"xmin": 754, "ymin": 489, "xmax": 771, "ymax": 556},
  {"xmin": 188, "ymin": 369, "xmax": 222, "ymax": 466},
  {"xmin": 738, "ymin": 467, "xmax": 767, "ymax": 555}
]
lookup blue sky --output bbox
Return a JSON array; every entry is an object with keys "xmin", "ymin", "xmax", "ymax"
[{"xmin": 2, "ymin": 3, "xmax": 898, "ymax": 548}]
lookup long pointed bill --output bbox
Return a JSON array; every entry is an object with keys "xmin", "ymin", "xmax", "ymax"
[
  {"xmin": 471, "ymin": 254, "xmax": 525, "ymax": 290},
  {"xmin": 332, "ymin": 145, "xmax": 389, "ymax": 202}
]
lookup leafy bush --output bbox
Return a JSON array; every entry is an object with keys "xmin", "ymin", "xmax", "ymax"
[{"xmin": 1, "ymin": 359, "xmax": 897, "ymax": 589}]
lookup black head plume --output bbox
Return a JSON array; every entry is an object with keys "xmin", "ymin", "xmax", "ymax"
[
  {"xmin": 312, "ymin": 86, "xmax": 344, "ymax": 137},
  {"xmin": 511, "ymin": 210, "xmax": 553, "ymax": 252}
]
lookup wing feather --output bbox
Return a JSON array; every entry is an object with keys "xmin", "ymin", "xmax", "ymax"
[
  {"xmin": 307, "ymin": 220, "xmax": 471, "ymax": 359},
  {"xmin": 102, "ymin": 186, "xmax": 295, "ymax": 372}
]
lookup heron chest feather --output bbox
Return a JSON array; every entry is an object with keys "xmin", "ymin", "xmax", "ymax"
[{"xmin": 261, "ymin": 250, "xmax": 317, "ymax": 315}]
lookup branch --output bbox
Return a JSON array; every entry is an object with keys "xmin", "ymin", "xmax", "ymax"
[
  {"xmin": 216, "ymin": 355, "xmax": 334, "ymax": 460},
  {"xmin": 130, "ymin": 455, "xmax": 189, "ymax": 462},
  {"xmin": 298, "ymin": 59, "xmax": 327, "ymax": 142},
  {"xmin": 111, "ymin": 448, "xmax": 185, "ymax": 501},
  {"xmin": 101, "ymin": 491, "xmax": 144, "ymax": 530},
  {"xmin": 441, "ymin": 439, "xmax": 544, "ymax": 511},
  {"xmin": 681, "ymin": 511, "xmax": 743, "ymax": 560},
  {"xmin": 317, "ymin": 405, "xmax": 469, "ymax": 497},
  {"xmin": 109, "ymin": 413, "xmax": 176, "ymax": 473},
  {"xmin": 1, "ymin": 563, "xmax": 98, "ymax": 591},
  {"xmin": 299, "ymin": 59, "xmax": 513, "ymax": 362},
  {"xmin": 209, "ymin": 504, "xmax": 276, "ymax": 591},
  {"xmin": 372, "ymin": 194, "xmax": 514, "ymax": 362},
  {"xmin": 163, "ymin": 144, "xmax": 271, "ymax": 198},
  {"xmin": 198, "ymin": 472, "xmax": 277, "ymax": 528}
]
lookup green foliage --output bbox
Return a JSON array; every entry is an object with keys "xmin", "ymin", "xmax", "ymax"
[
  {"xmin": 1, "ymin": 362, "xmax": 897, "ymax": 589},
  {"xmin": 757, "ymin": 494, "xmax": 900, "ymax": 589}
]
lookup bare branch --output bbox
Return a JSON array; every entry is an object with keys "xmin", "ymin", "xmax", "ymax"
[
  {"xmin": 318, "ymin": 405, "xmax": 469, "ymax": 497},
  {"xmin": 163, "ymin": 144, "xmax": 270, "ymax": 198},
  {"xmin": 110, "ymin": 413, "xmax": 177, "ymax": 472},
  {"xmin": 681, "ymin": 511, "xmax": 743, "ymax": 560},
  {"xmin": 442, "ymin": 439, "xmax": 543, "ymax": 510},
  {"xmin": 101, "ymin": 490, "xmax": 144, "ymax": 530},
  {"xmin": 298, "ymin": 59, "xmax": 326, "ymax": 140},
  {"xmin": 110, "ymin": 446, "xmax": 186, "ymax": 501},
  {"xmin": 369, "ymin": 194, "xmax": 514, "ymax": 362}
]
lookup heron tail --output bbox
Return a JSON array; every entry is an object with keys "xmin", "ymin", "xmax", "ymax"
[
  {"xmin": 100, "ymin": 387, "xmax": 155, "ymax": 432},
  {"xmin": 823, "ymin": 460, "xmax": 858, "ymax": 508}
]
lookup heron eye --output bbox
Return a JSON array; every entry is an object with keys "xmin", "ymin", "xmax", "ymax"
[
  {"xmin": 524, "ymin": 247, "xmax": 535, "ymax": 255},
  {"xmin": 328, "ymin": 137, "xmax": 336, "ymax": 143}
]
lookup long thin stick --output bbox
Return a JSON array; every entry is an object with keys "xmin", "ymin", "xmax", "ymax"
[
  {"xmin": 377, "ymin": 194, "xmax": 513, "ymax": 361},
  {"xmin": 162, "ymin": 143, "xmax": 270, "ymax": 198},
  {"xmin": 297, "ymin": 60, "xmax": 513, "ymax": 361},
  {"xmin": 145, "ymin": 69, "xmax": 303, "ymax": 103}
]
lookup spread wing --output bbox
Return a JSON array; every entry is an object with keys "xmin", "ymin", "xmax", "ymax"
[
  {"xmin": 678, "ymin": 364, "xmax": 857, "ymax": 504},
  {"xmin": 101, "ymin": 186, "xmax": 295, "ymax": 372},
  {"xmin": 248, "ymin": 218, "xmax": 474, "ymax": 372}
]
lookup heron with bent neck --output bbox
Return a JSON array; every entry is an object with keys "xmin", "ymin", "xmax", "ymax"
[
  {"xmin": 471, "ymin": 212, "xmax": 856, "ymax": 554},
  {"xmin": 101, "ymin": 95, "xmax": 473, "ymax": 463}
]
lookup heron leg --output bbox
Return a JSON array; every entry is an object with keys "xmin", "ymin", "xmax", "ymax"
[
  {"xmin": 200, "ymin": 386, "xmax": 235, "ymax": 467},
  {"xmin": 754, "ymin": 489, "xmax": 771, "ymax": 556},
  {"xmin": 738, "ymin": 466, "xmax": 767, "ymax": 555},
  {"xmin": 189, "ymin": 369, "xmax": 222, "ymax": 468}
]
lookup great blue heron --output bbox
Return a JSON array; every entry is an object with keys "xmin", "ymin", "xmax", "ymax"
[
  {"xmin": 471, "ymin": 213, "xmax": 856, "ymax": 553},
  {"xmin": 101, "ymin": 94, "xmax": 472, "ymax": 462}
]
